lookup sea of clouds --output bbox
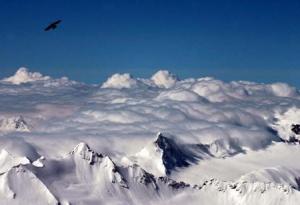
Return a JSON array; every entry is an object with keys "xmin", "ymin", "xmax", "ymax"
[{"xmin": 0, "ymin": 67, "xmax": 299, "ymax": 160}]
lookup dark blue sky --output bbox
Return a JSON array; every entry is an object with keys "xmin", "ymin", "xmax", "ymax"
[{"xmin": 0, "ymin": 0, "xmax": 300, "ymax": 86}]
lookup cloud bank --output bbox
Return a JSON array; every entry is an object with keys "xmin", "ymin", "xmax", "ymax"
[
  {"xmin": 2, "ymin": 68, "xmax": 50, "ymax": 85},
  {"xmin": 0, "ymin": 67, "xmax": 300, "ymax": 204}
]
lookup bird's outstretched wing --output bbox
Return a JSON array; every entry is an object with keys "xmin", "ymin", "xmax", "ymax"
[
  {"xmin": 53, "ymin": 20, "xmax": 61, "ymax": 25},
  {"xmin": 44, "ymin": 25, "xmax": 53, "ymax": 31},
  {"xmin": 44, "ymin": 20, "xmax": 62, "ymax": 31}
]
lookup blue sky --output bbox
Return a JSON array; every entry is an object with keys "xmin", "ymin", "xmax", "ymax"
[{"xmin": 0, "ymin": 0, "xmax": 300, "ymax": 86}]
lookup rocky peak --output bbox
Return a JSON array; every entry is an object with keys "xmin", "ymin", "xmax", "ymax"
[
  {"xmin": 0, "ymin": 116, "xmax": 30, "ymax": 132},
  {"xmin": 291, "ymin": 124, "xmax": 300, "ymax": 135},
  {"xmin": 71, "ymin": 142, "xmax": 103, "ymax": 165},
  {"xmin": 154, "ymin": 133, "xmax": 191, "ymax": 174}
]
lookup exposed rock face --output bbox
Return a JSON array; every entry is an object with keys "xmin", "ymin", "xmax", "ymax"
[
  {"xmin": 71, "ymin": 142, "xmax": 103, "ymax": 165},
  {"xmin": 133, "ymin": 133, "xmax": 199, "ymax": 176},
  {"xmin": 272, "ymin": 107, "xmax": 300, "ymax": 143},
  {"xmin": 154, "ymin": 133, "xmax": 191, "ymax": 174},
  {"xmin": 291, "ymin": 124, "xmax": 300, "ymax": 135}
]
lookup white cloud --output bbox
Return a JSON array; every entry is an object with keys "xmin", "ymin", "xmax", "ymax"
[
  {"xmin": 2, "ymin": 67, "xmax": 50, "ymax": 85},
  {"xmin": 0, "ymin": 67, "xmax": 300, "ymax": 204},
  {"xmin": 1, "ymin": 67, "xmax": 78, "ymax": 88},
  {"xmin": 190, "ymin": 78, "xmax": 249, "ymax": 102},
  {"xmin": 151, "ymin": 70, "xmax": 177, "ymax": 88},
  {"xmin": 268, "ymin": 82, "xmax": 297, "ymax": 97},
  {"xmin": 155, "ymin": 88, "xmax": 202, "ymax": 102},
  {"xmin": 101, "ymin": 73, "xmax": 137, "ymax": 89}
]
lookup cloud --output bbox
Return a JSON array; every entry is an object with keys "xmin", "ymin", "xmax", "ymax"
[
  {"xmin": 268, "ymin": 82, "xmax": 298, "ymax": 97},
  {"xmin": 190, "ymin": 78, "xmax": 249, "ymax": 102},
  {"xmin": 1, "ymin": 68, "xmax": 299, "ymax": 156},
  {"xmin": 151, "ymin": 70, "xmax": 177, "ymax": 88},
  {"xmin": 0, "ymin": 67, "xmax": 300, "ymax": 204},
  {"xmin": 1, "ymin": 67, "xmax": 50, "ymax": 85},
  {"xmin": 101, "ymin": 73, "xmax": 137, "ymax": 89},
  {"xmin": 1, "ymin": 67, "xmax": 78, "ymax": 87},
  {"xmin": 155, "ymin": 88, "xmax": 203, "ymax": 102},
  {"xmin": 0, "ymin": 68, "xmax": 299, "ymax": 159}
]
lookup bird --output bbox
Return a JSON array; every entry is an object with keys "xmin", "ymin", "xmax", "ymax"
[{"xmin": 44, "ymin": 20, "xmax": 62, "ymax": 31}]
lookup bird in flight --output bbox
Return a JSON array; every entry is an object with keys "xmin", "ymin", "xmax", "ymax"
[{"xmin": 44, "ymin": 20, "xmax": 62, "ymax": 31}]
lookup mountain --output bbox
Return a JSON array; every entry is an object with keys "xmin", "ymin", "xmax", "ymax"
[
  {"xmin": 0, "ymin": 165, "xmax": 58, "ymax": 205},
  {"xmin": 69, "ymin": 142, "xmax": 128, "ymax": 188},
  {"xmin": 0, "ymin": 142, "xmax": 300, "ymax": 204},
  {"xmin": 0, "ymin": 116, "xmax": 30, "ymax": 132},
  {"xmin": 0, "ymin": 149, "xmax": 30, "ymax": 173},
  {"xmin": 272, "ymin": 107, "xmax": 300, "ymax": 143},
  {"xmin": 34, "ymin": 142, "xmax": 194, "ymax": 204},
  {"xmin": 129, "ymin": 133, "xmax": 199, "ymax": 176}
]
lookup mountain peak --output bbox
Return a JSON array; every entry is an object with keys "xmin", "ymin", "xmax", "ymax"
[
  {"xmin": 0, "ymin": 165, "xmax": 59, "ymax": 204},
  {"xmin": 69, "ymin": 143, "xmax": 128, "ymax": 188},
  {"xmin": 154, "ymin": 133, "xmax": 191, "ymax": 174},
  {"xmin": 0, "ymin": 116, "xmax": 30, "ymax": 132},
  {"xmin": 71, "ymin": 142, "xmax": 103, "ymax": 165},
  {"xmin": 72, "ymin": 142, "xmax": 91, "ymax": 153},
  {"xmin": 134, "ymin": 133, "xmax": 194, "ymax": 176},
  {"xmin": 14, "ymin": 116, "xmax": 29, "ymax": 131},
  {"xmin": 154, "ymin": 132, "xmax": 173, "ymax": 150},
  {"xmin": 0, "ymin": 149, "xmax": 31, "ymax": 173}
]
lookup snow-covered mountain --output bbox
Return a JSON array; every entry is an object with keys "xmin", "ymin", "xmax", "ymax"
[
  {"xmin": 272, "ymin": 107, "xmax": 300, "ymax": 142},
  {"xmin": 0, "ymin": 166, "xmax": 59, "ymax": 205},
  {"xmin": 0, "ymin": 116, "xmax": 30, "ymax": 132},
  {"xmin": 125, "ymin": 132, "xmax": 206, "ymax": 176},
  {"xmin": 0, "ymin": 68, "xmax": 300, "ymax": 204},
  {"xmin": 1, "ymin": 142, "xmax": 300, "ymax": 205}
]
